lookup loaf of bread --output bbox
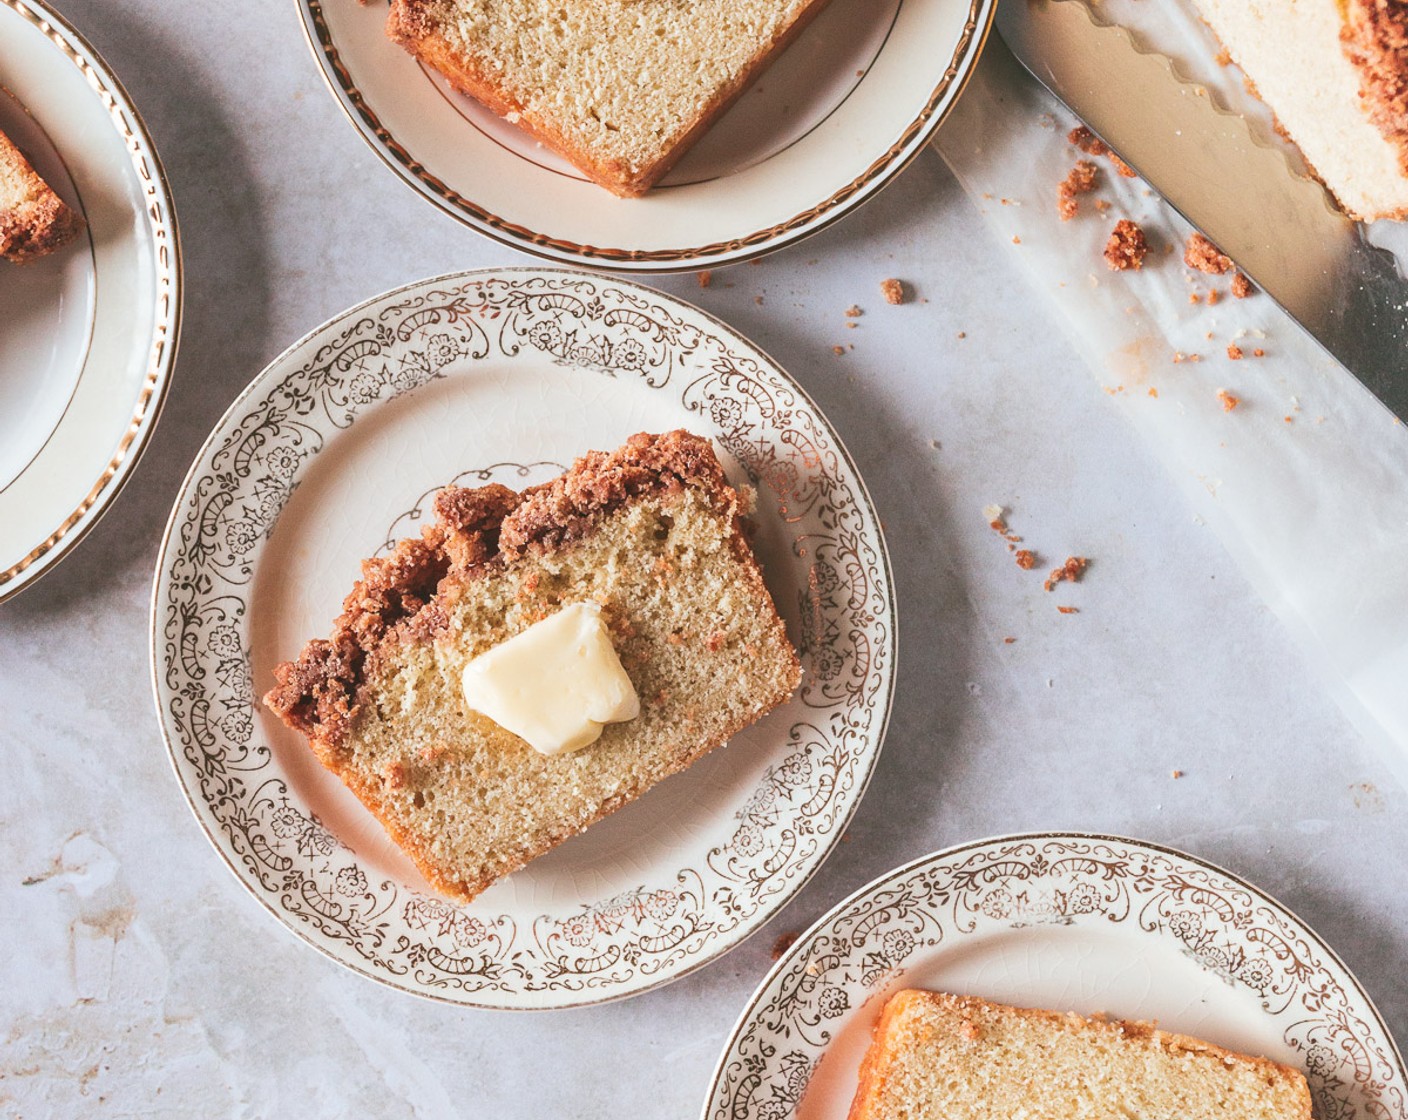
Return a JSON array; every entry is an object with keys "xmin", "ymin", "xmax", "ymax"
[
  {"xmin": 0, "ymin": 127, "xmax": 82, "ymax": 263},
  {"xmin": 848, "ymin": 991, "xmax": 1312, "ymax": 1120},
  {"xmin": 264, "ymin": 431, "xmax": 801, "ymax": 902},
  {"xmin": 386, "ymin": 0, "xmax": 835, "ymax": 196}
]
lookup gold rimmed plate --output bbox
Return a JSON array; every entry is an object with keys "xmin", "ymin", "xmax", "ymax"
[
  {"xmin": 705, "ymin": 833, "xmax": 1407, "ymax": 1119},
  {"xmin": 151, "ymin": 268, "xmax": 896, "ymax": 1008},
  {"xmin": 0, "ymin": 0, "xmax": 181, "ymax": 603},
  {"xmin": 295, "ymin": 0, "xmax": 993, "ymax": 272}
]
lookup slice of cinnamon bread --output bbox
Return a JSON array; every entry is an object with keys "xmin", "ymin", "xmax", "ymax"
[
  {"xmin": 264, "ymin": 431, "xmax": 801, "ymax": 903},
  {"xmin": 0, "ymin": 127, "xmax": 82, "ymax": 263},
  {"xmin": 386, "ymin": 0, "xmax": 835, "ymax": 196},
  {"xmin": 848, "ymin": 991, "xmax": 1312, "ymax": 1120}
]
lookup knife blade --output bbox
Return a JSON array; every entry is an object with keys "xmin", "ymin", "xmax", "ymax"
[{"xmin": 996, "ymin": 0, "xmax": 1408, "ymax": 423}]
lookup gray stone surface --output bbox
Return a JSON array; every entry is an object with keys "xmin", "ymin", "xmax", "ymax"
[{"xmin": 2, "ymin": 2, "xmax": 1404, "ymax": 1116}]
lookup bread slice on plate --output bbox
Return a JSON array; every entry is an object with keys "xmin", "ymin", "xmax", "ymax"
[
  {"xmin": 264, "ymin": 430, "xmax": 801, "ymax": 903},
  {"xmin": 848, "ymin": 990, "xmax": 1312, "ymax": 1120},
  {"xmin": 386, "ymin": 0, "xmax": 835, "ymax": 196},
  {"xmin": 0, "ymin": 126, "xmax": 82, "ymax": 263}
]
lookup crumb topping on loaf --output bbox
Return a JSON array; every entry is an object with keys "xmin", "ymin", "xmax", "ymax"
[
  {"xmin": 265, "ymin": 430, "xmax": 742, "ymax": 751},
  {"xmin": 0, "ymin": 129, "xmax": 83, "ymax": 264},
  {"xmin": 1341, "ymin": 0, "xmax": 1408, "ymax": 175}
]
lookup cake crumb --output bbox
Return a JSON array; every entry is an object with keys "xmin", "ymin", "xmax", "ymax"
[
  {"xmin": 754, "ymin": 295, "xmax": 764, "ymax": 306},
  {"xmin": 1172, "ymin": 769, "xmax": 1184, "ymax": 779},
  {"xmin": 1044, "ymin": 556, "xmax": 1087, "ymax": 592},
  {"xmin": 1185, "ymin": 232, "xmax": 1232, "ymax": 274},
  {"xmin": 957, "ymin": 331, "xmax": 967, "ymax": 339},
  {"xmin": 1069, "ymin": 125, "xmax": 1108, "ymax": 156},
  {"xmin": 1012, "ymin": 235, "xmax": 1022, "ymax": 244},
  {"xmin": 1057, "ymin": 605, "xmax": 1080, "ymax": 614},
  {"xmin": 1217, "ymin": 388, "xmax": 1240, "ymax": 411},
  {"xmin": 832, "ymin": 345, "xmax": 845, "ymax": 356},
  {"xmin": 1104, "ymin": 220, "xmax": 1148, "ymax": 271},
  {"xmin": 697, "ymin": 270, "xmax": 711, "ymax": 289},
  {"xmin": 1148, "ymin": 387, "xmax": 1159, "ymax": 398},
  {"xmin": 1231, "ymin": 272, "xmax": 1254, "ymax": 298},
  {"xmin": 1109, "ymin": 153, "xmax": 1137, "ymax": 177},
  {"xmin": 1253, "ymin": 347, "xmax": 1265, "ymax": 358},
  {"xmin": 1057, "ymin": 159, "xmax": 1099, "ymax": 220},
  {"xmin": 1206, "ymin": 288, "xmax": 1221, "ymax": 305},
  {"xmin": 1003, "ymin": 636, "xmax": 1017, "ymax": 644},
  {"xmin": 1227, "ymin": 343, "xmax": 1244, "ymax": 360},
  {"xmin": 770, "ymin": 931, "xmax": 799, "ymax": 960},
  {"xmin": 1215, "ymin": 47, "xmax": 1232, "ymax": 65},
  {"xmin": 845, "ymin": 304, "xmax": 863, "ymax": 318},
  {"xmin": 1015, "ymin": 549, "xmax": 1037, "ymax": 570},
  {"xmin": 880, "ymin": 278, "xmax": 908, "ymax": 304}
]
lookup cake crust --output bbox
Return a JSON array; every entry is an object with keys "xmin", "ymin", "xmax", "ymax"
[{"xmin": 1341, "ymin": 0, "xmax": 1408, "ymax": 178}]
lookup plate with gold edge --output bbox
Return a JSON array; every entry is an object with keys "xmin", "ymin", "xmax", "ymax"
[
  {"xmin": 295, "ymin": 0, "xmax": 994, "ymax": 271},
  {"xmin": 0, "ymin": 0, "xmax": 180, "ymax": 604},
  {"xmin": 704, "ymin": 832, "xmax": 1407, "ymax": 1119},
  {"xmin": 150, "ymin": 267, "xmax": 895, "ymax": 1009}
]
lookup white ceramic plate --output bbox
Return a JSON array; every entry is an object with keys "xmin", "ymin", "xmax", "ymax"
[
  {"xmin": 0, "ymin": 0, "xmax": 180, "ymax": 603},
  {"xmin": 706, "ymin": 833, "xmax": 1407, "ymax": 1120},
  {"xmin": 296, "ymin": 0, "xmax": 994, "ymax": 272},
  {"xmin": 151, "ymin": 268, "xmax": 895, "ymax": 1009}
]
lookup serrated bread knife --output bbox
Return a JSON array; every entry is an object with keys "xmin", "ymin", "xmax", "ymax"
[{"xmin": 997, "ymin": 0, "xmax": 1408, "ymax": 423}]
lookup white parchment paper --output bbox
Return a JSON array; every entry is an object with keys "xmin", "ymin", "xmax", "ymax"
[{"xmin": 934, "ymin": 13, "xmax": 1408, "ymax": 787}]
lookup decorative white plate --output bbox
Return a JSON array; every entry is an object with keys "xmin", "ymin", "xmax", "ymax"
[
  {"xmin": 0, "ymin": 0, "xmax": 181, "ymax": 603},
  {"xmin": 296, "ymin": 0, "xmax": 994, "ymax": 272},
  {"xmin": 151, "ymin": 268, "xmax": 895, "ymax": 1008},
  {"xmin": 706, "ymin": 833, "xmax": 1407, "ymax": 1120}
]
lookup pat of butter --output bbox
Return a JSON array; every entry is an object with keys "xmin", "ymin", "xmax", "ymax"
[{"xmin": 461, "ymin": 601, "xmax": 640, "ymax": 756}]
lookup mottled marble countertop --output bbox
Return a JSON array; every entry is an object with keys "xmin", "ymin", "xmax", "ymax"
[{"xmin": 2, "ymin": 3, "xmax": 1405, "ymax": 1117}]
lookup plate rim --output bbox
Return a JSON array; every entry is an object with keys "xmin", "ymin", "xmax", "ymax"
[
  {"xmin": 292, "ymin": 0, "xmax": 996, "ymax": 273},
  {"xmin": 148, "ymin": 264, "xmax": 898, "ymax": 1009},
  {"xmin": 701, "ymin": 828, "xmax": 1408, "ymax": 1119},
  {"xmin": 0, "ymin": 0, "xmax": 183, "ymax": 603}
]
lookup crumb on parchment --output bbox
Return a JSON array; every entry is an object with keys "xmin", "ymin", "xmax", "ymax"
[
  {"xmin": 697, "ymin": 270, "xmax": 711, "ymax": 289},
  {"xmin": 1058, "ymin": 160, "xmax": 1099, "ymax": 220},
  {"xmin": 1044, "ymin": 556, "xmax": 1088, "ymax": 593},
  {"xmin": 880, "ymin": 278, "xmax": 908, "ymax": 304},
  {"xmin": 1232, "ymin": 272, "xmax": 1254, "ymax": 298},
  {"xmin": 1104, "ymin": 220, "xmax": 1148, "ymax": 271},
  {"xmin": 1185, "ymin": 232, "xmax": 1232, "ymax": 274},
  {"xmin": 1218, "ymin": 388, "xmax": 1240, "ymax": 411}
]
